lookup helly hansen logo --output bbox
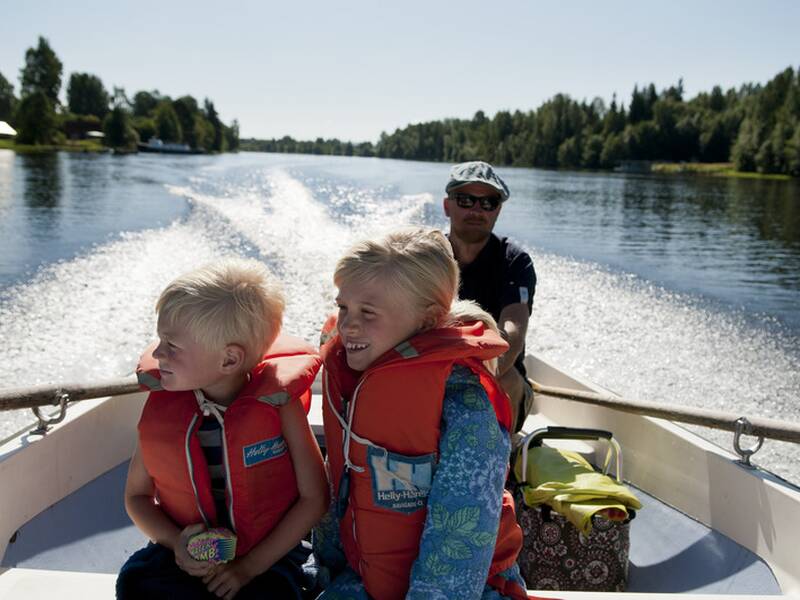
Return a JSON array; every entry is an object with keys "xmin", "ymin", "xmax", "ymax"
[
  {"xmin": 243, "ymin": 436, "xmax": 287, "ymax": 467},
  {"xmin": 367, "ymin": 446, "xmax": 434, "ymax": 514}
]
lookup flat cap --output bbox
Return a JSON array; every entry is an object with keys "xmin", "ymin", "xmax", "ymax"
[{"xmin": 445, "ymin": 161, "xmax": 510, "ymax": 201}]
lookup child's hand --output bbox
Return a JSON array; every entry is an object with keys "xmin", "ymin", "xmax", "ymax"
[
  {"xmin": 203, "ymin": 559, "xmax": 254, "ymax": 600},
  {"xmin": 174, "ymin": 523, "xmax": 215, "ymax": 577}
]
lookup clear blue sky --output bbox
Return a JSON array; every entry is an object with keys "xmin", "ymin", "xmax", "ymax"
[{"xmin": 2, "ymin": 0, "xmax": 799, "ymax": 142}]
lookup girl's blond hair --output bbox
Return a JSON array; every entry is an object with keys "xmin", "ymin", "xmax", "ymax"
[
  {"xmin": 156, "ymin": 259, "xmax": 285, "ymax": 370},
  {"xmin": 334, "ymin": 227, "xmax": 498, "ymax": 334}
]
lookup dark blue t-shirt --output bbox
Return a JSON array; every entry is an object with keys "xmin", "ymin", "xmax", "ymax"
[{"xmin": 456, "ymin": 234, "xmax": 536, "ymax": 377}]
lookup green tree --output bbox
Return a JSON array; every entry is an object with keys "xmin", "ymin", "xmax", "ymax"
[
  {"xmin": 15, "ymin": 92, "xmax": 58, "ymax": 144},
  {"xmin": 786, "ymin": 125, "xmax": 800, "ymax": 176},
  {"xmin": 225, "ymin": 119, "xmax": 240, "ymax": 151},
  {"xmin": 193, "ymin": 113, "xmax": 215, "ymax": 150},
  {"xmin": 755, "ymin": 137, "xmax": 777, "ymax": 173},
  {"xmin": 581, "ymin": 134, "xmax": 604, "ymax": 168},
  {"xmin": 103, "ymin": 106, "xmax": 138, "ymax": 149},
  {"xmin": 653, "ymin": 99, "xmax": 678, "ymax": 155},
  {"xmin": 132, "ymin": 116, "xmax": 157, "ymax": 143},
  {"xmin": 603, "ymin": 95, "xmax": 626, "ymax": 135},
  {"xmin": 622, "ymin": 120, "xmax": 660, "ymax": 160},
  {"xmin": 172, "ymin": 95, "xmax": 199, "ymax": 147},
  {"xmin": 67, "ymin": 72, "xmax": 109, "ymax": 118},
  {"xmin": 755, "ymin": 67, "xmax": 794, "ymax": 125},
  {"xmin": 204, "ymin": 99, "xmax": 225, "ymax": 151},
  {"xmin": 709, "ymin": 85, "xmax": 725, "ymax": 112},
  {"xmin": 729, "ymin": 67, "xmax": 800, "ymax": 174},
  {"xmin": 628, "ymin": 85, "xmax": 648, "ymax": 124},
  {"xmin": 652, "ymin": 98, "xmax": 699, "ymax": 160},
  {"xmin": 757, "ymin": 118, "xmax": 793, "ymax": 173},
  {"xmin": 236, "ymin": 65, "xmax": 798, "ymax": 175},
  {"xmin": 600, "ymin": 132, "xmax": 627, "ymax": 167},
  {"xmin": 20, "ymin": 36, "xmax": 63, "ymax": 105},
  {"xmin": 154, "ymin": 100, "xmax": 182, "ymax": 142},
  {"xmin": 355, "ymin": 141, "xmax": 374, "ymax": 157},
  {"xmin": 698, "ymin": 115, "xmax": 729, "ymax": 162},
  {"xmin": 557, "ymin": 136, "xmax": 582, "ymax": 168},
  {"xmin": 528, "ymin": 94, "xmax": 585, "ymax": 167},
  {"xmin": 731, "ymin": 117, "xmax": 760, "ymax": 171},
  {"xmin": 662, "ymin": 79, "xmax": 685, "ymax": 102},
  {"xmin": 132, "ymin": 90, "xmax": 159, "ymax": 117},
  {"xmin": 0, "ymin": 71, "xmax": 17, "ymax": 123}
]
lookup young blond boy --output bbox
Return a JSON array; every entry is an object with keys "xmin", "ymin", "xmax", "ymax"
[{"xmin": 117, "ymin": 259, "xmax": 328, "ymax": 600}]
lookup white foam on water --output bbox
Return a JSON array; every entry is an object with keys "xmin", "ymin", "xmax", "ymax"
[
  {"xmin": 3, "ymin": 163, "xmax": 797, "ymax": 486},
  {"xmin": 529, "ymin": 249, "xmax": 800, "ymax": 483},
  {"xmin": 172, "ymin": 168, "xmax": 429, "ymax": 343},
  {"xmin": 0, "ymin": 222, "xmax": 235, "ymax": 436},
  {"xmin": 1, "ymin": 167, "xmax": 429, "ymax": 438}
]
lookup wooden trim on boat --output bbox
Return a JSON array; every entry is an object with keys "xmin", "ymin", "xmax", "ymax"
[
  {"xmin": 0, "ymin": 378, "xmax": 139, "ymax": 411},
  {"xmin": 530, "ymin": 380, "xmax": 800, "ymax": 444},
  {"xmin": 2, "ymin": 374, "xmax": 799, "ymax": 445}
]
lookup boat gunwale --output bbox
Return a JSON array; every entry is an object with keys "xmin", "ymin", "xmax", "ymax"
[
  {"xmin": 2, "ymin": 357, "xmax": 800, "ymax": 594},
  {"xmin": 3, "ymin": 371, "xmax": 799, "ymax": 445}
]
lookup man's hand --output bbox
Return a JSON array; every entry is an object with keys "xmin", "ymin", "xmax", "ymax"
[
  {"xmin": 174, "ymin": 523, "xmax": 216, "ymax": 577},
  {"xmin": 203, "ymin": 559, "xmax": 255, "ymax": 599}
]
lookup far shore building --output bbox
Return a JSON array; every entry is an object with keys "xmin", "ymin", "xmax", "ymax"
[{"xmin": 0, "ymin": 121, "xmax": 17, "ymax": 138}]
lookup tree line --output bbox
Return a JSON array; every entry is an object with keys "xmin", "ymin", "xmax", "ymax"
[
  {"xmin": 241, "ymin": 66, "xmax": 800, "ymax": 177},
  {"xmin": 0, "ymin": 36, "xmax": 239, "ymax": 152}
]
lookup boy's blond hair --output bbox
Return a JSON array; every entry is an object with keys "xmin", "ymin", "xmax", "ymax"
[
  {"xmin": 334, "ymin": 227, "xmax": 498, "ymax": 334},
  {"xmin": 156, "ymin": 259, "xmax": 285, "ymax": 370}
]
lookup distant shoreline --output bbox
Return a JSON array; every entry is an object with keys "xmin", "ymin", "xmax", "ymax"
[
  {"xmin": 650, "ymin": 162, "xmax": 792, "ymax": 181},
  {"xmin": 237, "ymin": 148, "xmax": 795, "ymax": 182},
  {"xmin": 0, "ymin": 141, "xmax": 792, "ymax": 182},
  {"xmin": 0, "ymin": 139, "xmax": 108, "ymax": 154}
]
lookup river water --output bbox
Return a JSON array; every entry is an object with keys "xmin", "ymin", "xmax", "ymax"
[{"xmin": 1, "ymin": 150, "xmax": 798, "ymax": 483}]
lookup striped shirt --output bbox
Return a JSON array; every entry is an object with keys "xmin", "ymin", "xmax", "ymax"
[{"xmin": 197, "ymin": 406, "xmax": 232, "ymax": 530}]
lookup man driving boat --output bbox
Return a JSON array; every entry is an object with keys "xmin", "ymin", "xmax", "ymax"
[{"xmin": 443, "ymin": 161, "xmax": 537, "ymax": 432}]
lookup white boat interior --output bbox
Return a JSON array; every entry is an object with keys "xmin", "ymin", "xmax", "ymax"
[{"xmin": 1, "ymin": 355, "xmax": 799, "ymax": 599}]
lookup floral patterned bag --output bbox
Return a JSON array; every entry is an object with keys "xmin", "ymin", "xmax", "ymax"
[{"xmin": 511, "ymin": 427, "xmax": 636, "ymax": 592}]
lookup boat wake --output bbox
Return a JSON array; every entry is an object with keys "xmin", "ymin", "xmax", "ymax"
[
  {"xmin": 530, "ymin": 250, "xmax": 800, "ymax": 483},
  {"xmin": 0, "ymin": 167, "xmax": 428, "ymax": 438},
  {"xmin": 1, "ymin": 162, "xmax": 798, "ymax": 484}
]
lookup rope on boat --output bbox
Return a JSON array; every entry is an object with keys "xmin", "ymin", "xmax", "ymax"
[{"xmin": 530, "ymin": 380, "xmax": 800, "ymax": 445}]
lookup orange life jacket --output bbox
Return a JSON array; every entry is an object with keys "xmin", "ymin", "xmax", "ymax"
[
  {"xmin": 320, "ymin": 316, "xmax": 524, "ymax": 600},
  {"xmin": 137, "ymin": 334, "xmax": 321, "ymax": 557}
]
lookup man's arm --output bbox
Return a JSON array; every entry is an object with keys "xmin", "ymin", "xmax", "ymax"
[
  {"xmin": 496, "ymin": 302, "xmax": 529, "ymax": 377},
  {"xmin": 496, "ymin": 246, "xmax": 535, "ymax": 376}
]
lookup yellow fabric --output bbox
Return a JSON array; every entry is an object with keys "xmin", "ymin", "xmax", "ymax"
[{"xmin": 513, "ymin": 445, "xmax": 642, "ymax": 535}]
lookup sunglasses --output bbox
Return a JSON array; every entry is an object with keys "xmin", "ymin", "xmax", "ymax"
[{"xmin": 450, "ymin": 192, "xmax": 502, "ymax": 212}]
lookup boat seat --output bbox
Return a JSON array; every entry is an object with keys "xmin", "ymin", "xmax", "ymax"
[
  {"xmin": 1, "ymin": 460, "xmax": 782, "ymax": 594},
  {"xmin": 2, "ymin": 461, "xmax": 146, "ymax": 574}
]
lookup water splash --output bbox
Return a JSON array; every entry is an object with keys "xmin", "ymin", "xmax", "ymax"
[
  {"xmin": 2, "ymin": 163, "xmax": 798, "ymax": 486},
  {"xmin": 0, "ymin": 222, "xmax": 231, "ymax": 436},
  {"xmin": 530, "ymin": 250, "xmax": 800, "ymax": 481},
  {"xmin": 0, "ymin": 167, "xmax": 429, "ymax": 438},
  {"xmin": 168, "ymin": 168, "xmax": 429, "ymax": 341}
]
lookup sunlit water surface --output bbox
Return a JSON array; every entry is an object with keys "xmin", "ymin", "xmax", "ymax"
[{"xmin": 1, "ymin": 151, "xmax": 798, "ymax": 483}]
